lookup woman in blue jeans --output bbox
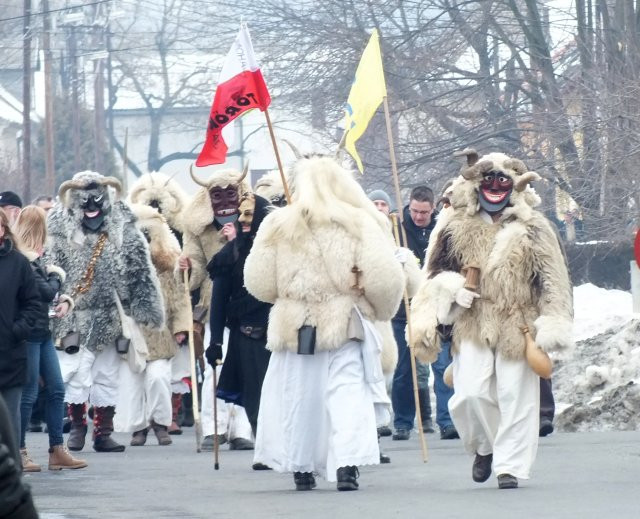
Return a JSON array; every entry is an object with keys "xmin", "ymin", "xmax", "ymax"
[{"xmin": 14, "ymin": 206, "xmax": 87, "ymax": 472}]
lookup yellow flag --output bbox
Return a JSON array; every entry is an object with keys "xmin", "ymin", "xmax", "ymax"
[{"xmin": 343, "ymin": 30, "xmax": 387, "ymax": 173}]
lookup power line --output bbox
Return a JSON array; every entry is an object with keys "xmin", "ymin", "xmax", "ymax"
[{"xmin": 0, "ymin": 0, "xmax": 111, "ymax": 23}]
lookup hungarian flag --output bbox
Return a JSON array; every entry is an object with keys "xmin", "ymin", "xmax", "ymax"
[{"xmin": 196, "ymin": 23, "xmax": 271, "ymax": 166}]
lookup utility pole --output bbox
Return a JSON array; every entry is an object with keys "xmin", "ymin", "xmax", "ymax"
[
  {"xmin": 42, "ymin": 0, "xmax": 55, "ymax": 194},
  {"xmin": 94, "ymin": 53, "xmax": 105, "ymax": 173},
  {"xmin": 22, "ymin": 0, "xmax": 32, "ymax": 201},
  {"xmin": 69, "ymin": 26, "xmax": 81, "ymax": 173}
]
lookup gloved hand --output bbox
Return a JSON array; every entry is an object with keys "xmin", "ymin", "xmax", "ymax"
[
  {"xmin": 455, "ymin": 287, "xmax": 480, "ymax": 309},
  {"xmin": 205, "ymin": 343, "xmax": 223, "ymax": 367}
]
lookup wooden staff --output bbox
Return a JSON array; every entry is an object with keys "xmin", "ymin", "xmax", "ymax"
[
  {"xmin": 182, "ymin": 269, "xmax": 203, "ymax": 452},
  {"xmin": 213, "ymin": 360, "xmax": 220, "ymax": 470},
  {"xmin": 263, "ymin": 109, "xmax": 292, "ymax": 205},
  {"xmin": 391, "ymin": 212, "xmax": 428, "ymax": 463}
]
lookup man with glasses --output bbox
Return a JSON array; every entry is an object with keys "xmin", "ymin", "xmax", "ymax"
[{"xmin": 391, "ymin": 186, "xmax": 437, "ymax": 441}]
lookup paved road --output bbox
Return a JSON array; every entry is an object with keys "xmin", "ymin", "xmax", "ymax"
[{"xmin": 25, "ymin": 428, "xmax": 639, "ymax": 518}]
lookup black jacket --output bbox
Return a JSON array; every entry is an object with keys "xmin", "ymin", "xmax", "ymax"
[
  {"xmin": 27, "ymin": 258, "xmax": 62, "ymax": 341},
  {"xmin": 0, "ymin": 239, "xmax": 40, "ymax": 389},
  {"xmin": 393, "ymin": 206, "xmax": 438, "ymax": 321},
  {"xmin": 0, "ymin": 394, "xmax": 39, "ymax": 519},
  {"xmin": 207, "ymin": 195, "xmax": 272, "ymax": 345}
]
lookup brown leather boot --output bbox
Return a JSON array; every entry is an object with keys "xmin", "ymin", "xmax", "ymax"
[
  {"xmin": 67, "ymin": 403, "xmax": 88, "ymax": 452},
  {"xmin": 151, "ymin": 421, "xmax": 172, "ymax": 446},
  {"xmin": 130, "ymin": 428, "xmax": 148, "ymax": 446},
  {"xmin": 93, "ymin": 406, "xmax": 126, "ymax": 452},
  {"xmin": 48, "ymin": 445, "xmax": 88, "ymax": 470},
  {"xmin": 20, "ymin": 449, "xmax": 42, "ymax": 472},
  {"xmin": 168, "ymin": 393, "xmax": 182, "ymax": 435}
]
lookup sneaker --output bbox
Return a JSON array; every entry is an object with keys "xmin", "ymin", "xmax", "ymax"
[
  {"xmin": 229, "ymin": 437, "xmax": 254, "ymax": 450},
  {"xmin": 472, "ymin": 453, "xmax": 493, "ymax": 483},
  {"xmin": 421, "ymin": 419, "xmax": 435, "ymax": 433},
  {"xmin": 377, "ymin": 425, "xmax": 392, "ymax": 437},
  {"xmin": 440, "ymin": 425, "xmax": 460, "ymax": 440},
  {"xmin": 201, "ymin": 434, "xmax": 227, "ymax": 452},
  {"xmin": 497, "ymin": 473, "xmax": 518, "ymax": 489},
  {"xmin": 392, "ymin": 429, "xmax": 410, "ymax": 440},
  {"xmin": 336, "ymin": 465, "xmax": 359, "ymax": 491},
  {"xmin": 539, "ymin": 418, "xmax": 554, "ymax": 437}
]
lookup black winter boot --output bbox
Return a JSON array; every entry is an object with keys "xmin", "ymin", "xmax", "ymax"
[
  {"xmin": 293, "ymin": 472, "xmax": 316, "ymax": 491},
  {"xmin": 336, "ymin": 466, "xmax": 359, "ymax": 491},
  {"xmin": 67, "ymin": 403, "xmax": 88, "ymax": 452},
  {"xmin": 93, "ymin": 406, "xmax": 126, "ymax": 452},
  {"xmin": 181, "ymin": 392, "xmax": 194, "ymax": 427}
]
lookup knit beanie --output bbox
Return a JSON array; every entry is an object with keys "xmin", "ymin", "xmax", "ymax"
[{"xmin": 368, "ymin": 189, "xmax": 392, "ymax": 208}]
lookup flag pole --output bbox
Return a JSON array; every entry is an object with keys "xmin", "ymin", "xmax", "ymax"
[
  {"xmin": 263, "ymin": 108, "xmax": 292, "ymax": 205},
  {"xmin": 383, "ymin": 95, "xmax": 428, "ymax": 464}
]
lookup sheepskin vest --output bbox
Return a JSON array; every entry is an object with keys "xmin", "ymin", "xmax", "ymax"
[{"xmin": 244, "ymin": 211, "xmax": 405, "ymax": 354}]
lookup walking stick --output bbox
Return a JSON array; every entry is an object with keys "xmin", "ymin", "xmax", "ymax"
[
  {"xmin": 213, "ymin": 360, "xmax": 220, "ymax": 470},
  {"xmin": 182, "ymin": 269, "xmax": 203, "ymax": 452},
  {"xmin": 391, "ymin": 213, "xmax": 429, "ymax": 463}
]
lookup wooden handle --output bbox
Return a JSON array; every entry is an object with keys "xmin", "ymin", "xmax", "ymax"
[{"xmin": 463, "ymin": 265, "xmax": 480, "ymax": 291}]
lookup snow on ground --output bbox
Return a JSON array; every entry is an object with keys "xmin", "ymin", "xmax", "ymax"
[{"xmin": 554, "ymin": 283, "xmax": 640, "ymax": 432}]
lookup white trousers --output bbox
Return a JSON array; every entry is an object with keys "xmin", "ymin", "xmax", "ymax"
[
  {"xmin": 170, "ymin": 346, "xmax": 191, "ymax": 394},
  {"xmin": 114, "ymin": 358, "xmax": 172, "ymax": 432},
  {"xmin": 448, "ymin": 339, "xmax": 540, "ymax": 479},
  {"xmin": 57, "ymin": 345, "xmax": 120, "ymax": 407},
  {"xmin": 199, "ymin": 326, "xmax": 252, "ymax": 440},
  {"xmin": 254, "ymin": 341, "xmax": 379, "ymax": 481}
]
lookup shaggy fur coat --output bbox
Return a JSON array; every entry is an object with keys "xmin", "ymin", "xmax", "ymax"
[
  {"xmin": 244, "ymin": 156, "xmax": 405, "ymax": 354},
  {"xmin": 131, "ymin": 204, "xmax": 191, "ymax": 361},
  {"xmin": 181, "ymin": 169, "xmax": 249, "ymax": 314},
  {"xmin": 47, "ymin": 178, "xmax": 164, "ymax": 353},
  {"xmin": 409, "ymin": 154, "xmax": 573, "ymax": 363}
]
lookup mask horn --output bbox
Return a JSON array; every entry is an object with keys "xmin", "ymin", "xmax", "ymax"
[
  {"xmin": 514, "ymin": 171, "xmax": 541, "ymax": 192},
  {"xmin": 189, "ymin": 164, "xmax": 208, "ymax": 187},
  {"xmin": 238, "ymin": 161, "xmax": 249, "ymax": 183},
  {"xmin": 102, "ymin": 176, "xmax": 123, "ymax": 195},
  {"xmin": 282, "ymin": 139, "xmax": 302, "ymax": 160},
  {"xmin": 163, "ymin": 170, "xmax": 180, "ymax": 187},
  {"xmin": 453, "ymin": 148, "xmax": 479, "ymax": 167}
]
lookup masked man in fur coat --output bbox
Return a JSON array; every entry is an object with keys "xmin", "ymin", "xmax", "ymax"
[
  {"xmin": 409, "ymin": 151, "xmax": 573, "ymax": 489},
  {"xmin": 115, "ymin": 204, "xmax": 191, "ymax": 446},
  {"xmin": 245, "ymin": 154, "xmax": 405, "ymax": 492},
  {"xmin": 47, "ymin": 171, "xmax": 164, "ymax": 453},
  {"xmin": 178, "ymin": 165, "xmax": 255, "ymax": 450},
  {"xmin": 128, "ymin": 172, "xmax": 194, "ymax": 435}
]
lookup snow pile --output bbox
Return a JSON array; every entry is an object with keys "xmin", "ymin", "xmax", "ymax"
[{"xmin": 554, "ymin": 283, "xmax": 640, "ymax": 432}]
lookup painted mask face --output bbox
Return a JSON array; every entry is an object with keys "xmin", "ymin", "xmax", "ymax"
[
  {"xmin": 479, "ymin": 170, "xmax": 513, "ymax": 214},
  {"xmin": 209, "ymin": 186, "xmax": 239, "ymax": 225},
  {"xmin": 238, "ymin": 194, "xmax": 255, "ymax": 233},
  {"xmin": 80, "ymin": 185, "xmax": 110, "ymax": 231}
]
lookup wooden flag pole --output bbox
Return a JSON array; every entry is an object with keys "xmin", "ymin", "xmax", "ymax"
[
  {"xmin": 263, "ymin": 108, "xmax": 292, "ymax": 205},
  {"xmin": 384, "ymin": 96, "xmax": 428, "ymax": 463}
]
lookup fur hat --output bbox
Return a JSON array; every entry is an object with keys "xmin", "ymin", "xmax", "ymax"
[
  {"xmin": 128, "ymin": 172, "xmax": 189, "ymax": 232},
  {"xmin": 254, "ymin": 170, "xmax": 286, "ymax": 205}
]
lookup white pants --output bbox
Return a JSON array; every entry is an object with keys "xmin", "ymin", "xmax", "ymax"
[
  {"xmin": 254, "ymin": 341, "xmax": 379, "ymax": 481},
  {"xmin": 199, "ymin": 326, "xmax": 252, "ymax": 440},
  {"xmin": 170, "ymin": 346, "xmax": 191, "ymax": 394},
  {"xmin": 114, "ymin": 358, "xmax": 172, "ymax": 432},
  {"xmin": 201, "ymin": 362, "xmax": 253, "ymax": 440},
  {"xmin": 448, "ymin": 339, "xmax": 540, "ymax": 479},
  {"xmin": 57, "ymin": 345, "xmax": 121, "ymax": 407}
]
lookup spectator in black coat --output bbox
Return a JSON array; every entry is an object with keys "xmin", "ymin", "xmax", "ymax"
[{"xmin": 0, "ymin": 209, "xmax": 40, "ymax": 457}]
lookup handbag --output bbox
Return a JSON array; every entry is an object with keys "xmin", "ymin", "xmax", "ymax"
[
  {"xmin": 114, "ymin": 292, "xmax": 148, "ymax": 373},
  {"xmin": 60, "ymin": 331, "xmax": 81, "ymax": 355}
]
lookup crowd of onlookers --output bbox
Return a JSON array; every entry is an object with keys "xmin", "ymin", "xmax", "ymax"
[{"xmin": 0, "ymin": 191, "xmax": 83, "ymax": 519}]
